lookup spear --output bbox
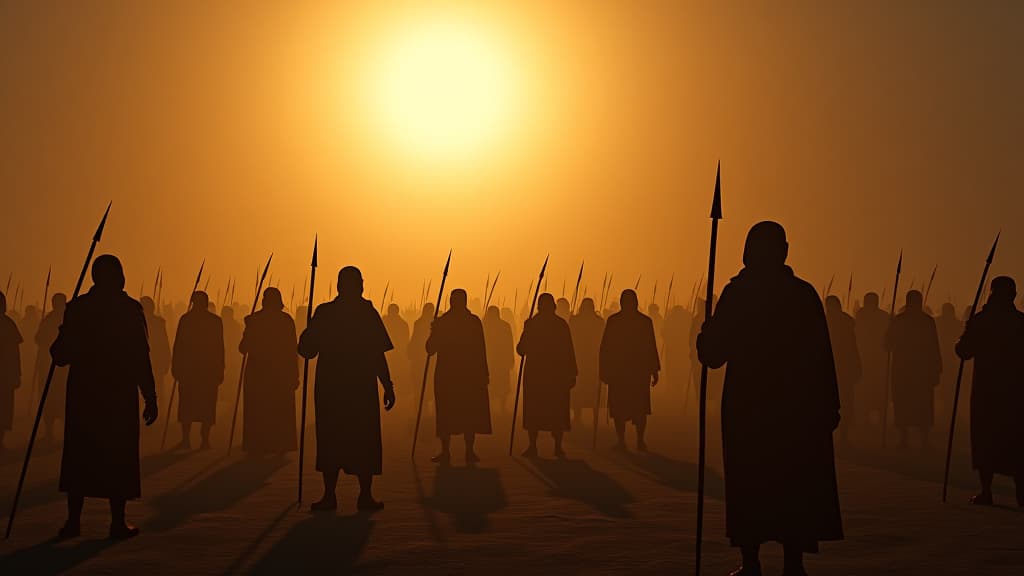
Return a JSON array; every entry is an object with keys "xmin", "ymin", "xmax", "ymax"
[
  {"xmin": 561, "ymin": 279, "xmax": 566, "ymax": 299},
  {"xmin": 204, "ymin": 274, "xmax": 212, "ymax": 294},
  {"xmin": 846, "ymin": 273, "xmax": 854, "ymax": 311},
  {"xmin": 510, "ymin": 255, "xmax": 548, "ymax": 455},
  {"xmin": 484, "ymin": 274, "xmax": 491, "ymax": 306},
  {"xmin": 152, "ymin": 268, "xmax": 161, "ymax": 301},
  {"xmin": 411, "ymin": 251, "xmax": 452, "ymax": 459},
  {"xmin": 6, "ymin": 202, "xmax": 110, "ymax": 539},
  {"xmin": 298, "ymin": 236, "xmax": 317, "ymax": 503},
  {"xmin": 598, "ymin": 272, "xmax": 609, "ymax": 313},
  {"xmin": 924, "ymin": 265, "xmax": 938, "ymax": 307},
  {"xmin": 691, "ymin": 275, "xmax": 705, "ymax": 313},
  {"xmin": 825, "ymin": 274, "xmax": 835, "ymax": 298},
  {"xmin": 380, "ymin": 281, "xmax": 389, "ymax": 311},
  {"xmin": 290, "ymin": 284, "xmax": 296, "ymax": 313},
  {"xmin": 157, "ymin": 269, "xmax": 164, "ymax": 311},
  {"xmin": 602, "ymin": 274, "xmax": 614, "ymax": 311},
  {"xmin": 161, "ymin": 259, "xmax": 205, "ymax": 449},
  {"xmin": 570, "ymin": 261, "xmax": 584, "ymax": 314},
  {"xmin": 634, "ymin": 274, "xmax": 642, "ymax": 291},
  {"xmin": 695, "ymin": 162, "xmax": 723, "ymax": 576},
  {"xmin": 301, "ymin": 274, "xmax": 308, "ymax": 307},
  {"xmin": 3, "ymin": 272, "xmax": 10, "ymax": 298},
  {"xmin": 650, "ymin": 280, "xmax": 658, "ymax": 310},
  {"xmin": 227, "ymin": 253, "xmax": 273, "ymax": 455},
  {"xmin": 881, "ymin": 251, "xmax": 903, "ymax": 447},
  {"xmin": 942, "ymin": 234, "xmax": 998, "ymax": 503},
  {"xmin": 28, "ymin": 268, "xmax": 52, "ymax": 412},
  {"xmin": 229, "ymin": 276, "xmax": 235, "ymax": 306},
  {"xmin": 664, "ymin": 274, "xmax": 675, "ymax": 313},
  {"xmin": 485, "ymin": 271, "xmax": 501, "ymax": 309}
]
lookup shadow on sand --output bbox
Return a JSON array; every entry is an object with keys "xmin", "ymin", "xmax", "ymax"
[
  {"xmin": 246, "ymin": 512, "xmax": 376, "ymax": 575},
  {"xmin": 0, "ymin": 536, "xmax": 119, "ymax": 574},
  {"xmin": 522, "ymin": 457, "xmax": 635, "ymax": 518},
  {"xmin": 609, "ymin": 449, "xmax": 726, "ymax": 501},
  {"xmin": 424, "ymin": 466, "xmax": 507, "ymax": 534}
]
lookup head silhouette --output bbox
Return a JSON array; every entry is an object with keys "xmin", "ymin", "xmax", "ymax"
[
  {"xmin": 450, "ymin": 289, "xmax": 468, "ymax": 311},
  {"xmin": 421, "ymin": 302, "xmax": 435, "ymax": 318},
  {"xmin": 0, "ymin": 291, "xmax": 6, "ymax": 314},
  {"xmin": 262, "ymin": 287, "xmax": 284, "ymax": 311},
  {"xmin": 988, "ymin": 276, "xmax": 1017, "ymax": 306},
  {"xmin": 92, "ymin": 254, "xmax": 125, "ymax": 292},
  {"xmin": 620, "ymin": 289, "xmax": 639, "ymax": 313},
  {"xmin": 905, "ymin": 290, "xmax": 923, "ymax": 312},
  {"xmin": 222, "ymin": 305, "xmax": 234, "ymax": 319},
  {"xmin": 388, "ymin": 303, "xmax": 400, "ymax": 316},
  {"xmin": 538, "ymin": 293, "xmax": 556, "ymax": 315},
  {"xmin": 864, "ymin": 292, "xmax": 879, "ymax": 309},
  {"xmin": 141, "ymin": 296, "xmax": 155, "ymax": 315},
  {"xmin": 825, "ymin": 295, "xmax": 842, "ymax": 314},
  {"xmin": 556, "ymin": 298, "xmax": 570, "ymax": 313},
  {"xmin": 190, "ymin": 291, "xmax": 209, "ymax": 312},
  {"xmin": 52, "ymin": 292, "xmax": 67, "ymax": 312},
  {"xmin": 648, "ymin": 303, "xmax": 660, "ymax": 316},
  {"xmin": 742, "ymin": 221, "xmax": 789, "ymax": 270},
  {"xmin": 486, "ymin": 305, "xmax": 500, "ymax": 320},
  {"xmin": 338, "ymin": 266, "xmax": 364, "ymax": 298},
  {"xmin": 579, "ymin": 297, "xmax": 595, "ymax": 314}
]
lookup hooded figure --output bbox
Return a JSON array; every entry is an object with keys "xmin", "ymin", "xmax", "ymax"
[
  {"xmin": 36, "ymin": 293, "xmax": 69, "ymax": 442},
  {"xmin": 955, "ymin": 276, "xmax": 1024, "ymax": 507},
  {"xmin": 600, "ymin": 290, "xmax": 660, "ymax": 451},
  {"xmin": 50, "ymin": 255, "xmax": 158, "ymax": 539},
  {"xmin": 570, "ymin": 298, "xmax": 604, "ymax": 425},
  {"xmin": 698, "ymin": 222, "xmax": 843, "ymax": 576},
  {"xmin": 825, "ymin": 295, "xmax": 861, "ymax": 450},
  {"xmin": 0, "ymin": 291, "xmax": 22, "ymax": 451},
  {"xmin": 141, "ymin": 296, "xmax": 171, "ymax": 400},
  {"xmin": 855, "ymin": 292, "xmax": 889, "ymax": 430},
  {"xmin": 239, "ymin": 287, "xmax": 299, "ymax": 454},
  {"xmin": 886, "ymin": 290, "xmax": 942, "ymax": 449},
  {"xmin": 171, "ymin": 291, "xmax": 225, "ymax": 449},
  {"xmin": 483, "ymin": 305, "xmax": 515, "ymax": 413}
]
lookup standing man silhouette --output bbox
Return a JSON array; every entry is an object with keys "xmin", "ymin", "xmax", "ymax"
[
  {"xmin": 600, "ymin": 290, "xmax": 660, "ymax": 451},
  {"xmin": 171, "ymin": 291, "xmax": 225, "ymax": 450},
  {"xmin": 0, "ymin": 291, "xmax": 21, "ymax": 454}
]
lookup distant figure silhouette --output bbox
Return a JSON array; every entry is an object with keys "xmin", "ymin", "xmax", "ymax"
[
  {"xmin": 855, "ymin": 292, "xmax": 889, "ymax": 432},
  {"xmin": 221, "ymin": 304, "xmax": 243, "ymax": 412},
  {"xmin": 426, "ymin": 289, "xmax": 491, "ymax": 466},
  {"xmin": 517, "ymin": 293, "xmax": 577, "ymax": 459},
  {"xmin": 49, "ymin": 254, "xmax": 158, "ymax": 539},
  {"xmin": 383, "ymin": 303, "xmax": 410, "ymax": 392},
  {"xmin": 825, "ymin": 295, "xmax": 862, "ymax": 451},
  {"xmin": 408, "ymin": 304, "xmax": 435, "ymax": 411},
  {"xmin": 698, "ymin": 221, "xmax": 843, "ymax": 576},
  {"xmin": 483, "ymin": 305, "xmax": 515, "ymax": 414},
  {"xmin": 239, "ymin": 287, "xmax": 299, "ymax": 455},
  {"xmin": 0, "ymin": 291, "xmax": 21, "ymax": 453},
  {"xmin": 36, "ymin": 293, "xmax": 69, "ymax": 443},
  {"xmin": 886, "ymin": 290, "xmax": 942, "ymax": 451},
  {"xmin": 955, "ymin": 276, "xmax": 1024, "ymax": 507},
  {"xmin": 600, "ymin": 290, "xmax": 660, "ymax": 451},
  {"xmin": 570, "ymin": 298, "xmax": 604, "ymax": 429},
  {"xmin": 556, "ymin": 297, "xmax": 571, "ymax": 321},
  {"xmin": 661, "ymin": 305, "xmax": 691, "ymax": 392},
  {"xmin": 934, "ymin": 302, "xmax": 963, "ymax": 432},
  {"xmin": 298, "ymin": 266, "xmax": 395, "ymax": 512},
  {"xmin": 141, "ymin": 296, "xmax": 171, "ymax": 407},
  {"xmin": 647, "ymin": 302, "xmax": 664, "ymax": 352},
  {"xmin": 171, "ymin": 291, "xmax": 225, "ymax": 450}
]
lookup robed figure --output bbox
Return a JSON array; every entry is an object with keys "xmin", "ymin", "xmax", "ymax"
[
  {"xmin": 171, "ymin": 291, "xmax": 225, "ymax": 450},
  {"xmin": 239, "ymin": 287, "xmax": 299, "ymax": 454},
  {"xmin": 36, "ymin": 293, "xmax": 69, "ymax": 443},
  {"xmin": 141, "ymin": 296, "xmax": 171, "ymax": 399},
  {"xmin": 855, "ymin": 292, "xmax": 889, "ymax": 431},
  {"xmin": 50, "ymin": 255, "xmax": 158, "ymax": 539},
  {"xmin": 426, "ymin": 289, "xmax": 491, "ymax": 465},
  {"xmin": 600, "ymin": 290, "xmax": 660, "ymax": 451},
  {"xmin": 483, "ymin": 305, "xmax": 515, "ymax": 414},
  {"xmin": 698, "ymin": 222, "xmax": 842, "ymax": 576},
  {"xmin": 0, "ymin": 291, "xmax": 21, "ymax": 452},
  {"xmin": 517, "ymin": 293, "xmax": 577, "ymax": 459},
  {"xmin": 569, "ymin": 298, "xmax": 604, "ymax": 429},
  {"xmin": 885, "ymin": 290, "xmax": 942, "ymax": 450},
  {"xmin": 298, "ymin": 266, "xmax": 395, "ymax": 512},
  {"xmin": 955, "ymin": 276, "xmax": 1024, "ymax": 507},
  {"xmin": 825, "ymin": 295, "xmax": 861, "ymax": 450}
]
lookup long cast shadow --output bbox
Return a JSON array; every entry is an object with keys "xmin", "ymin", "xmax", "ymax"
[
  {"xmin": 0, "ymin": 537, "xmax": 118, "ymax": 574},
  {"xmin": 145, "ymin": 454, "xmax": 288, "ymax": 532},
  {"xmin": 838, "ymin": 445, "xmax": 1015, "ymax": 498},
  {"xmin": 525, "ymin": 457, "xmax": 634, "ymax": 518},
  {"xmin": 247, "ymin": 513, "xmax": 375, "ymax": 575},
  {"xmin": 423, "ymin": 466, "xmax": 507, "ymax": 534},
  {"xmin": 611, "ymin": 449, "xmax": 726, "ymax": 501}
]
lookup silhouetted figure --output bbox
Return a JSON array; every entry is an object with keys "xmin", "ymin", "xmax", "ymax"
[
  {"xmin": 661, "ymin": 305, "xmax": 691, "ymax": 392},
  {"xmin": 517, "ymin": 293, "xmax": 577, "ymax": 459},
  {"xmin": 50, "ymin": 255, "xmax": 158, "ymax": 539},
  {"xmin": 383, "ymin": 303, "xmax": 410, "ymax": 391},
  {"xmin": 600, "ymin": 290, "xmax": 660, "ymax": 451},
  {"xmin": 17, "ymin": 305, "xmax": 40, "ymax": 402},
  {"xmin": 483, "ymin": 305, "xmax": 514, "ymax": 414},
  {"xmin": 855, "ymin": 292, "xmax": 889, "ymax": 431},
  {"xmin": 426, "ymin": 289, "xmax": 491, "ymax": 465},
  {"xmin": 36, "ymin": 293, "xmax": 68, "ymax": 443},
  {"xmin": 825, "ymin": 295, "xmax": 861, "ymax": 450},
  {"xmin": 556, "ymin": 297, "xmax": 571, "ymax": 321},
  {"xmin": 955, "ymin": 276, "xmax": 1024, "ymax": 507},
  {"xmin": 934, "ymin": 302, "xmax": 963, "ymax": 434},
  {"xmin": 0, "ymin": 291, "xmax": 21, "ymax": 453},
  {"xmin": 239, "ymin": 287, "xmax": 299, "ymax": 455},
  {"xmin": 221, "ymin": 304, "xmax": 243, "ymax": 415},
  {"xmin": 298, "ymin": 266, "xmax": 395, "ymax": 512},
  {"xmin": 886, "ymin": 290, "xmax": 942, "ymax": 450},
  {"xmin": 647, "ymin": 303, "xmax": 664, "ymax": 352},
  {"xmin": 408, "ymin": 304, "xmax": 435, "ymax": 410},
  {"xmin": 570, "ymin": 298, "xmax": 604, "ymax": 428},
  {"xmin": 698, "ymin": 222, "xmax": 843, "ymax": 576},
  {"xmin": 171, "ymin": 291, "xmax": 225, "ymax": 450},
  {"xmin": 141, "ymin": 296, "xmax": 171, "ymax": 405}
]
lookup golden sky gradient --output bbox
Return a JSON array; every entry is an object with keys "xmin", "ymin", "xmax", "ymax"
[{"xmin": 2, "ymin": 1, "xmax": 1022, "ymax": 310}]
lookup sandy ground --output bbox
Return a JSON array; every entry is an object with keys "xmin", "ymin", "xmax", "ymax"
[{"xmin": 1, "ymin": 386, "xmax": 1022, "ymax": 576}]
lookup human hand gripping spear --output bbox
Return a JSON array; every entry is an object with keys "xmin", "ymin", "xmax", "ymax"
[
  {"xmin": 411, "ymin": 251, "xmax": 452, "ymax": 460},
  {"xmin": 695, "ymin": 163, "xmax": 722, "ymax": 576},
  {"xmin": 6, "ymin": 203, "xmax": 110, "ymax": 540},
  {"xmin": 227, "ymin": 253, "xmax": 273, "ymax": 456},
  {"xmin": 161, "ymin": 259, "xmax": 205, "ymax": 450},
  {"xmin": 509, "ymin": 255, "xmax": 548, "ymax": 456},
  {"xmin": 942, "ymin": 234, "xmax": 999, "ymax": 503},
  {"xmin": 298, "ymin": 236, "xmax": 317, "ymax": 504},
  {"xmin": 881, "ymin": 251, "xmax": 902, "ymax": 447}
]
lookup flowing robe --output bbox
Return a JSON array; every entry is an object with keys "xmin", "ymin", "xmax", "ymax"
[
  {"xmin": 427, "ymin": 309, "xmax": 491, "ymax": 436},
  {"xmin": 600, "ymin": 310, "xmax": 659, "ymax": 421},
  {"xmin": 240, "ymin": 308, "xmax": 299, "ymax": 453},
  {"xmin": 517, "ymin": 312, "xmax": 577, "ymax": 432}
]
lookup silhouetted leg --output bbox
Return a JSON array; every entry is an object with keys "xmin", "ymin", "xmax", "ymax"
[
  {"xmin": 312, "ymin": 469, "xmax": 339, "ymax": 511},
  {"xmin": 59, "ymin": 493, "xmax": 84, "ymax": 539},
  {"xmin": 108, "ymin": 497, "xmax": 139, "ymax": 539},
  {"xmin": 553, "ymin": 431, "xmax": 566, "ymax": 459},
  {"xmin": 730, "ymin": 544, "xmax": 761, "ymax": 575},
  {"xmin": 432, "ymin": 433, "xmax": 451, "ymax": 465},
  {"xmin": 971, "ymin": 469, "xmax": 994, "ymax": 505},
  {"xmin": 357, "ymin": 473, "xmax": 383, "ymax": 510},
  {"xmin": 179, "ymin": 422, "xmax": 192, "ymax": 449},
  {"xmin": 465, "ymin": 432, "xmax": 479, "ymax": 464},
  {"xmin": 783, "ymin": 543, "xmax": 805, "ymax": 575},
  {"xmin": 200, "ymin": 423, "xmax": 212, "ymax": 450},
  {"xmin": 614, "ymin": 419, "xmax": 627, "ymax": 449},
  {"xmin": 635, "ymin": 416, "xmax": 648, "ymax": 452},
  {"xmin": 522, "ymin": 429, "xmax": 539, "ymax": 458}
]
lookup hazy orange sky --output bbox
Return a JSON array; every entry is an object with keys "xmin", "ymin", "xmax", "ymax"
[{"xmin": 2, "ymin": 1, "xmax": 1022, "ymax": 310}]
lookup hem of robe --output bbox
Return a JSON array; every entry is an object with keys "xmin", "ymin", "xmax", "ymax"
[
  {"xmin": 316, "ymin": 465, "xmax": 382, "ymax": 477},
  {"xmin": 728, "ymin": 532, "xmax": 844, "ymax": 553}
]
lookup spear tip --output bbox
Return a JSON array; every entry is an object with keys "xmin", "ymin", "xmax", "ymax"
[
  {"xmin": 540, "ymin": 255, "xmax": 550, "ymax": 279},
  {"xmin": 94, "ymin": 202, "xmax": 112, "ymax": 242},
  {"xmin": 443, "ymin": 249, "xmax": 452, "ymax": 276},
  {"xmin": 710, "ymin": 161, "xmax": 723, "ymax": 220},
  {"xmin": 986, "ymin": 232, "xmax": 1000, "ymax": 263},
  {"xmin": 311, "ymin": 235, "xmax": 319, "ymax": 268}
]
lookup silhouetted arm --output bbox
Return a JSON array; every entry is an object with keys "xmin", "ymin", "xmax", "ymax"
[
  {"xmin": 516, "ymin": 322, "xmax": 529, "ymax": 357},
  {"xmin": 297, "ymin": 306, "xmax": 322, "ymax": 360},
  {"xmin": 696, "ymin": 284, "xmax": 736, "ymax": 369},
  {"xmin": 50, "ymin": 305, "xmax": 75, "ymax": 368},
  {"xmin": 238, "ymin": 315, "xmax": 252, "ymax": 355},
  {"xmin": 954, "ymin": 316, "xmax": 978, "ymax": 361}
]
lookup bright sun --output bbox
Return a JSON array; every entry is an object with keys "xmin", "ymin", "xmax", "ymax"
[{"xmin": 362, "ymin": 15, "xmax": 521, "ymax": 165}]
